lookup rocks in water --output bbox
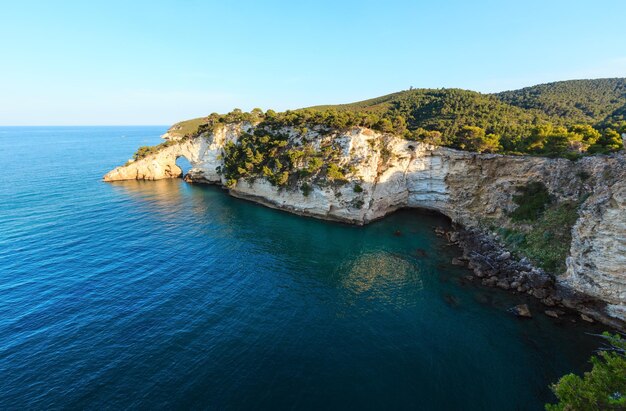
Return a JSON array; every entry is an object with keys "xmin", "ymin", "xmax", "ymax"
[
  {"xmin": 415, "ymin": 248, "xmax": 427, "ymax": 257},
  {"xmin": 511, "ymin": 304, "xmax": 532, "ymax": 318},
  {"xmin": 446, "ymin": 226, "xmax": 614, "ymax": 328},
  {"xmin": 581, "ymin": 314, "xmax": 595, "ymax": 323},
  {"xmin": 482, "ymin": 276, "xmax": 498, "ymax": 287},
  {"xmin": 434, "ymin": 226, "xmax": 446, "ymax": 237},
  {"xmin": 541, "ymin": 296, "xmax": 557, "ymax": 307},
  {"xmin": 451, "ymin": 257, "xmax": 465, "ymax": 266},
  {"xmin": 474, "ymin": 268, "xmax": 486, "ymax": 278},
  {"xmin": 545, "ymin": 310, "xmax": 559, "ymax": 318},
  {"xmin": 532, "ymin": 288, "xmax": 549, "ymax": 300},
  {"xmin": 393, "ymin": 230, "xmax": 402, "ymax": 236},
  {"xmin": 447, "ymin": 231, "xmax": 460, "ymax": 244},
  {"xmin": 528, "ymin": 269, "xmax": 553, "ymax": 289},
  {"xmin": 496, "ymin": 279, "xmax": 511, "ymax": 290}
]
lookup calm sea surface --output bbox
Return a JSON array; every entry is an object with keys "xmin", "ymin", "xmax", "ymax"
[{"xmin": 0, "ymin": 126, "xmax": 605, "ymax": 410}]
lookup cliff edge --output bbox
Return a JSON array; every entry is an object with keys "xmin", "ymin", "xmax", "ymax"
[{"xmin": 104, "ymin": 124, "xmax": 625, "ymax": 327}]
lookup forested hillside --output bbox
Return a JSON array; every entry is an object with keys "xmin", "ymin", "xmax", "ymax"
[
  {"xmin": 496, "ymin": 78, "xmax": 626, "ymax": 123},
  {"xmin": 165, "ymin": 78, "xmax": 626, "ymax": 158}
]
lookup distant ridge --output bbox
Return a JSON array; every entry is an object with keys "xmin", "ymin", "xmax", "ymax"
[
  {"xmin": 307, "ymin": 78, "xmax": 626, "ymax": 128},
  {"xmin": 167, "ymin": 78, "xmax": 626, "ymax": 156}
]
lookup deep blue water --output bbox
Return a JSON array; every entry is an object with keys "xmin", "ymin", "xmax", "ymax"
[{"xmin": 0, "ymin": 126, "xmax": 605, "ymax": 410}]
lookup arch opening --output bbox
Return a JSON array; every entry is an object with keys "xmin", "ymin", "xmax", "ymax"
[{"xmin": 175, "ymin": 156, "xmax": 192, "ymax": 178}]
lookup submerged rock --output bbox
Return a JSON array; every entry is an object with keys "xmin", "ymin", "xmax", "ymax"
[
  {"xmin": 511, "ymin": 304, "xmax": 532, "ymax": 318},
  {"xmin": 545, "ymin": 310, "xmax": 559, "ymax": 318},
  {"xmin": 415, "ymin": 248, "xmax": 427, "ymax": 257}
]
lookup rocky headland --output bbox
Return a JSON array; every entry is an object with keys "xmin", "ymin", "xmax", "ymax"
[{"xmin": 104, "ymin": 123, "xmax": 626, "ymax": 329}]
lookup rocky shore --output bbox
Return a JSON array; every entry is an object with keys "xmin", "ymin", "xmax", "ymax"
[
  {"xmin": 104, "ymin": 124, "xmax": 626, "ymax": 329},
  {"xmin": 439, "ymin": 225, "xmax": 624, "ymax": 329}
]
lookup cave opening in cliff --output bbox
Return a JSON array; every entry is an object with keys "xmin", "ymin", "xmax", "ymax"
[{"xmin": 175, "ymin": 156, "xmax": 192, "ymax": 178}]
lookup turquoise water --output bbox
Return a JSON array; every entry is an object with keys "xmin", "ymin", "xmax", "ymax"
[{"xmin": 0, "ymin": 127, "xmax": 604, "ymax": 409}]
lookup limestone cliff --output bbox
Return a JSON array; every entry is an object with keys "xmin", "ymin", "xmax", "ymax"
[{"xmin": 104, "ymin": 125, "xmax": 625, "ymax": 326}]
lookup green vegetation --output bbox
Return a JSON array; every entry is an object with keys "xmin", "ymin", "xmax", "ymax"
[
  {"xmin": 497, "ymin": 78, "xmax": 626, "ymax": 124},
  {"xmin": 498, "ymin": 202, "xmax": 579, "ymax": 273},
  {"xmin": 132, "ymin": 140, "xmax": 177, "ymax": 161},
  {"xmin": 518, "ymin": 202, "xmax": 579, "ymax": 273},
  {"xmin": 218, "ymin": 124, "xmax": 352, "ymax": 190},
  {"xmin": 133, "ymin": 79, "xmax": 626, "ymax": 164},
  {"xmin": 165, "ymin": 117, "xmax": 209, "ymax": 139},
  {"xmin": 510, "ymin": 182, "xmax": 553, "ymax": 222},
  {"xmin": 308, "ymin": 79, "xmax": 626, "ymax": 155},
  {"xmin": 546, "ymin": 332, "xmax": 626, "ymax": 410},
  {"xmin": 496, "ymin": 182, "xmax": 579, "ymax": 273}
]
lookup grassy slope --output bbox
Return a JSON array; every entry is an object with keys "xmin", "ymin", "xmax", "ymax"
[{"xmin": 164, "ymin": 117, "xmax": 207, "ymax": 138}]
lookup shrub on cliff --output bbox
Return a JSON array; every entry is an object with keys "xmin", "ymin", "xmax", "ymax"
[
  {"xmin": 546, "ymin": 333, "xmax": 626, "ymax": 410},
  {"xmin": 521, "ymin": 201, "xmax": 579, "ymax": 273},
  {"xmin": 132, "ymin": 140, "xmax": 176, "ymax": 161},
  {"xmin": 510, "ymin": 182, "xmax": 552, "ymax": 222},
  {"xmin": 326, "ymin": 163, "xmax": 346, "ymax": 183}
]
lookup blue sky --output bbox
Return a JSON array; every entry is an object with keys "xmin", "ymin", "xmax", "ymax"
[{"xmin": 1, "ymin": 0, "xmax": 625, "ymax": 125}]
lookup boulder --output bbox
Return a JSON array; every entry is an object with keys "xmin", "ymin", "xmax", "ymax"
[
  {"xmin": 532, "ymin": 288, "xmax": 549, "ymax": 300},
  {"xmin": 541, "ymin": 297, "xmax": 557, "ymax": 307},
  {"xmin": 496, "ymin": 251, "xmax": 511, "ymax": 262},
  {"xmin": 511, "ymin": 304, "xmax": 532, "ymax": 318},
  {"xmin": 545, "ymin": 310, "xmax": 559, "ymax": 318},
  {"xmin": 496, "ymin": 279, "xmax": 511, "ymax": 290},
  {"xmin": 448, "ymin": 231, "xmax": 460, "ymax": 243},
  {"xmin": 451, "ymin": 257, "xmax": 465, "ymax": 266},
  {"xmin": 528, "ymin": 270, "xmax": 553, "ymax": 289},
  {"xmin": 482, "ymin": 276, "xmax": 498, "ymax": 287},
  {"xmin": 581, "ymin": 314, "xmax": 595, "ymax": 323}
]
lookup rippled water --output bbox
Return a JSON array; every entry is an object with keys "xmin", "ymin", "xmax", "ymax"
[{"xmin": 0, "ymin": 127, "xmax": 604, "ymax": 409}]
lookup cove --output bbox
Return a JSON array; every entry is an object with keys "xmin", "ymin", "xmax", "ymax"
[{"xmin": 0, "ymin": 127, "xmax": 605, "ymax": 410}]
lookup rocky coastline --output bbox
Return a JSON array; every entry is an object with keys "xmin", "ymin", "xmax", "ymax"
[
  {"xmin": 104, "ymin": 124, "xmax": 625, "ymax": 330},
  {"xmin": 440, "ymin": 225, "xmax": 623, "ymax": 329}
]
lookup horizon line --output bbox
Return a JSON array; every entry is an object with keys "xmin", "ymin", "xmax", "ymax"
[{"xmin": 0, "ymin": 124, "xmax": 171, "ymax": 127}]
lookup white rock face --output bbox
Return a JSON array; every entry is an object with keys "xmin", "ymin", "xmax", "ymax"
[
  {"xmin": 561, "ymin": 156, "xmax": 626, "ymax": 318},
  {"xmin": 104, "ymin": 125, "xmax": 626, "ymax": 322}
]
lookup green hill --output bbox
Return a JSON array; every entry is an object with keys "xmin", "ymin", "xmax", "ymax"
[
  {"xmin": 496, "ymin": 78, "xmax": 626, "ymax": 123},
  {"xmin": 166, "ymin": 78, "xmax": 626, "ymax": 156}
]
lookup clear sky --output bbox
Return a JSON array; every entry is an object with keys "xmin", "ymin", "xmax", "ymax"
[{"xmin": 1, "ymin": 0, "xmax": 625, "ymax": 125}]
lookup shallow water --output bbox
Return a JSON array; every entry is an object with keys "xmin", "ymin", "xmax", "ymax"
[{"xmin": 0, "ymin": 126, "xmax": 605, "ymax": 409}]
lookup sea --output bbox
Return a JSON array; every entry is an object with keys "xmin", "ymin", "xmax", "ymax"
[{"xmin": 0, "ymin": 126, "xmax": 605, "ymax": 410}]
